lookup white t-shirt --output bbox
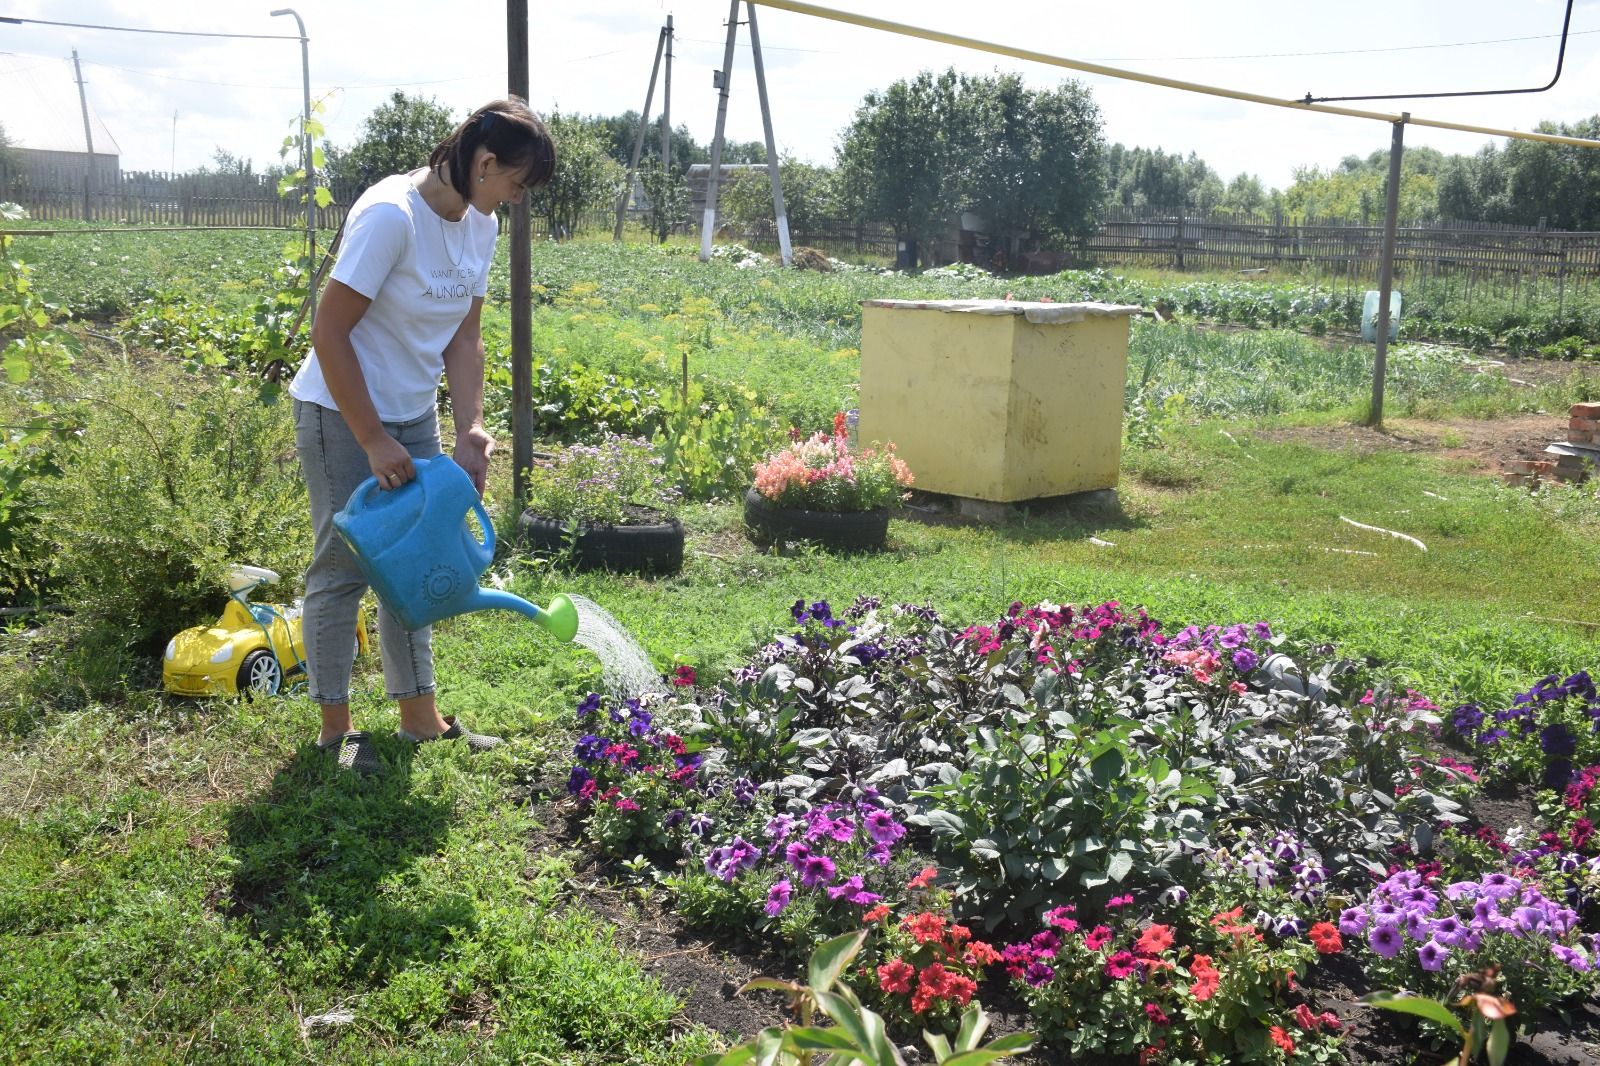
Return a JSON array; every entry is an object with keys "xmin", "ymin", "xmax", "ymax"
[{"xmin": 290, "ymin": 173, "xmax": 498, "ymax": 422}]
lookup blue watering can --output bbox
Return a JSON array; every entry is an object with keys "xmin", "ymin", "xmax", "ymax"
[{"xmin": 332, "ymin": 455, "xmax": 579, "ymax": 640}]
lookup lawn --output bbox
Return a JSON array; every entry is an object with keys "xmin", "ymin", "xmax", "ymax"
[{"xmin": 2, "ymin": 233, "xmax": 1599, "ymax": 1064}]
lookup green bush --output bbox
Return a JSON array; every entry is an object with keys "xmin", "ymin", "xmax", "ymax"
[{"xmin": 37, "ymin": 363, "xmax": 311, "ymax": 655}]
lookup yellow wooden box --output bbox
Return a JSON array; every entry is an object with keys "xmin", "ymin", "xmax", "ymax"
[{"xmin": 858, "ymin": 299, "xmax": 1139, "ymax": 503}]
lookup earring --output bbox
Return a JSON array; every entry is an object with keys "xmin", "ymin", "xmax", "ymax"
[{"xmin": 479, "ymin": 174, "xmax": 486, "ymax": 183}]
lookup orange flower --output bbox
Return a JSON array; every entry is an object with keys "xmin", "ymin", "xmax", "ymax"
[
  {"xmin": 1188, "ymin": 954, "xmax": 1220, "ymax": 1002},
  {"xmin": 1269, "ymin": 1026, "xmax": 1295, "ymax": 1054},
  {"xmin": 862, "ymin": 904, "xmax": 890, "ymax": 923},
  {"xmin": 1308, "ymin": 921, "xmax": 1342, "ymax": 954},
  {"xmin": 1134, "ymin": 923, "xmax": 1174, "ymax": 956}
]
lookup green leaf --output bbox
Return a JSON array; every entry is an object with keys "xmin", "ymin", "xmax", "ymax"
[
  {"xmin": 1106, "ymin": 851, "xmax": 1133, "ymax": 882},
  {"xmin": 314, "ymin": 186, "xmax": 334, "ymax": 209},
  {"xmin": 1361, "ymin": 993, "xmax": 1464, "ymax": 1036},
  {"xmin": 739, "ymin": 977, "xmax": 801, "ymax": 996},
  {"xmin": 808, "ymin": 930, "xmax": 866, "ymax": 993},
  {"xmin": 788, "ymin": 1027, "xmax": 865, "ymax": 1052},
  {"xmin": 1090, "ymin": 746, "xmax": 1124, "ymax": 786},
  {"xmin": 1486, "ymin": 1019, "xmax": 1511, "ymax": 1066}
]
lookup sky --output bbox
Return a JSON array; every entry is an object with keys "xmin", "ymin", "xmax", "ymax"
[{"xmin": 3, "ymin": 0, "xmax": 1599, "ymax": 190}]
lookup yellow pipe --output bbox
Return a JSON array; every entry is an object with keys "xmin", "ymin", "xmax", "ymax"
[{"xmin": 751, "ymin": 0, "xmax": 1600, "ymax": 149}]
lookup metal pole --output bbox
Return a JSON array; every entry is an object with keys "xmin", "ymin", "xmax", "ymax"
[
  {"xmin": 507, "ymin": 0, "xmax": 533, "ymax": 511},
  {"xmin": 700, "ymin": 0, "xmax": 741, "ymax": 262},
  {"xmin": 271, "ymin": 9, "xmax": 316, "ymax": 316},
  {"xmin": 614, "ymin": 27, "xmax": 665, "ymax": 241},
  {"xmin": 71, "ymin": 50, "xmax": 95, "ymax": 221},
  {"xmin": 746, "ymin": 2, "xmax": 791, "ymax": 265},
  {"xmin": 1367, "ymin": 113, "xmax": 1407, "ymax": 428}
]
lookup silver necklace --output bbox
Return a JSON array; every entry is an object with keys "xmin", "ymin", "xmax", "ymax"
[{"xmin": 438, "ymin": 211, "xmax": 466, "ymax": 267}]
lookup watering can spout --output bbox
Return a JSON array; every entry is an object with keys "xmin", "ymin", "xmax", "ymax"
[{"xmin": 468, "ymin": 589, "xmax": 579, "ymax": 642}]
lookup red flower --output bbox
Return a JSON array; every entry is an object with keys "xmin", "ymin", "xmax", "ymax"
[
  {"xmin": 1138, "ymin": 1041, "xmax": 1166, "ymax": 1066},
  {"xmin": 1269, "ymin": 1026, "xmax": 1295, "ymax": 1054},
  {"xmin": 907, "ymin": 866, "xmax": 939, "ymax": 890},
  {"xmin": 1188, "ymin": 955, "xmax": 1220, "ymax": 1002},
  {"xmin": 833, "ymin": 411, "xmax": 848, "ymax": 439},
  {"xmin": 1293, "ymin": 1003, "xmax": 1317, "ymax": 1031},
  {"xmin": 1135, "ymin": 924, "xmax": 1174, "ymax": 956},
  {"xmin": 1318, "ymin": 1011, "xmax": 1343, "ymax": 1032},
  {"xmin": 964, "ymin": 940, "xmax": 1001, "ymax": 967},
  {"xmin": 903, "ymin": 912, "xmax": 948, "ymax": 945},
  {"xmin": 862, "ymin": 904, "xmax": 890, "ymax": 923},
  {"xmin": 1105, "ymin": 951, "xmax": 1138, "ymax": 979},
  {"xmin": 877, "ymin": 958, "xmax": 914, "ymax": 995},
  {"xmin": 670, "ymin": 664, "xmax": 696, "ymax": 687},
  {"xmin": 1084, "ymin": 924, "xmax": 1113, "ymax": 951},
  {"xmin": 1308, "ymin": 922, "xmax": 1342, "ymax": 954},
  {"xmin": 1144, "ymin": 1002, "xmax": 1171, "ymax": 1026}
]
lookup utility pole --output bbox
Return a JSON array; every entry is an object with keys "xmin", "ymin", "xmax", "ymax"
[
  {"xmin": 661, "ymin": 15, "xmax": 673, "ymax": 172},
  {"xmin": 507, "ymin": 0, "xmax": 533, "ymax": 509},
  {"xmin": 614, "ymin": 25, "xmax": 667, "ymax": 241},
  {"xmin": 746, "ymin": 2, "xmax": 791, "ymax": 265},
  {"xmin": 1367, "ymin": 114, "xmax": 1407, "ymax": 428},
  {"xmin": 270, "ymin": 9, "xmax": 316, "ymax": 316},
  {"xmin": 700, "ymin": 0, "xmax": 742, "ymax": 262},
  {"xmin": 71, "ymin": 50, "xmax": 94, "ymax": 221}
]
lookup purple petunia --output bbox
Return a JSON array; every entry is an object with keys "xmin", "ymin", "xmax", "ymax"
[
  {"xmin": 1368, "ymin": 922, "xmax": 1403, "ymax": 959},
  {"xmin": 1232, "ymin": 648, "xmax": 1260, "ymax": 674},
  {"xmin": 1417, "ymin": 939, "xmax": 1449, "ymax": 972},
  {"xmin": 1024, "ymin": 961, "xmax": 1055, "ymax": 987},
  {"xmin": 573, "ymin": 734, "xmax": 607, "ymax": 761},
  {"xmin": 576, "ymin": 692, "xmax": 602, "ymax": 720},
  {"xmin": 764, "ymin": 879, "xmax": 792, "ymax": 917},
  {"xmin": 1339, "ymin": 906, "xmax": 1370, "ymax": 936},
  {"xmin": 799, "ymin": 854, "xmax": 837, "ymax": 888},
  {"xmin": 825, "ymin": 875, "xmax": 882, "ymax": 906},
  {"xmin": 705, "ymin": 837, "xmax": 762, "ymax": 882},
  {"xmin": 862, "ymin": 809, "xmax": 905, "ymax": 846},
  {"xmin": 765, "ymin": 814, "xmax": 798, "ymax": 842}
]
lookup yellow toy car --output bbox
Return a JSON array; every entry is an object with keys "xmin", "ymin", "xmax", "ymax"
[{"xmin": 162, "ymin": 565, "xmax": 368, "ymax": 698}]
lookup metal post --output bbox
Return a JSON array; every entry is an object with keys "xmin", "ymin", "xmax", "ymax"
[
  {"xmin": 1367, "ymin": 114, "xmax": 1407, "ymax": 428},
  {"xmin": 71, "ymin": 50, "xmax": 94, "ymax": 221},
  {"xmin": 271, "ymin": 9, "xmax": 316, "ymax": 317},
  {"xmin": 746, "ymin": 3, "xmax": 791, "ymax": 265},
  {"xmin": 700, "ymin": 0, "xmax": 742, "ymax": 262},
  {"xmin": 614, "ymin": 27, "xmax": 666, "ymax": 241},
  {"xmin": 507, "ymin": 0, "xmax": 533, "ymax": 510}
]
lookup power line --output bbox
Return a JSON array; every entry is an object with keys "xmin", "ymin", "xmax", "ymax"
[
  {"xmin": 683, "ymin": 25, "xmax": 1599, "ymax": 63},
  {"xmin": 2, "ymin": 49, "xmax": 487, "ymax": 92},
  {"xmin": 0, "ymin": 15, "xmax": 301, "ymax": 41}
]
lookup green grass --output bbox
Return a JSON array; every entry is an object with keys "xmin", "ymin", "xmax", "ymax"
[{"xmin": 4, "ymin": 233, "xmax": 1600, "ymax": 1062}]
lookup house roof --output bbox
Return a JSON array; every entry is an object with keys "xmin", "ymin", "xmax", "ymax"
[{"xmin": 0, "ymin": 53, "xmax": 121, "ymax": 156}]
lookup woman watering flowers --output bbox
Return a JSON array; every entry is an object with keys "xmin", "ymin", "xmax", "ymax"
[{"xmin": 289, "ymin": 98, "xmax": 555, "ymax": 772}]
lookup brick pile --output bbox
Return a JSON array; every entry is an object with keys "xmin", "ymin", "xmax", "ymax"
[{"xmin": 1504, "ymin": 402, "xmax": 1600, "ymax": 487}]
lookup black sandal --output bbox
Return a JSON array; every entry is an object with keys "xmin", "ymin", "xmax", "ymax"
[
  {"xmin": 317, "ymin": 731, "xmax": 382, "ymax": 775},
  {"xmin": 397, "ymin": 716, "xmax": 502, "ymax": 752}
]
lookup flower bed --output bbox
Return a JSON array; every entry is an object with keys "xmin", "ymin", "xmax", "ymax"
[{"xmin": 565, "ymin": 595, "xmax": 1600, "ymax": 1060}]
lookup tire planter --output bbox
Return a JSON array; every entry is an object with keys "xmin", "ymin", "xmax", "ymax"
[
  {"xmin": 743, "ymin": 488, "xmax": 890, "ymax": 553},
  {"xmin": 517, "ymin": 507, "xmax": 684, "ymax": 576}
]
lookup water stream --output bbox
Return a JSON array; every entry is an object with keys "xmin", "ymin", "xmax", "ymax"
[{"xmin": 566, "ymin": 594, "xmax": 663, "ymax": 699}]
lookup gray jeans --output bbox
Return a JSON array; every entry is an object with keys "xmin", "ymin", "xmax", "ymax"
[{"xmin": 294, "ymin": 399, "xmax": 441, "ymax": 704}]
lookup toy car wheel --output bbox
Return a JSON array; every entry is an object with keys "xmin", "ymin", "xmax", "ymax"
[{"xmin": 238, "ymin": 649, "xmax": 282, "ymax": 697}]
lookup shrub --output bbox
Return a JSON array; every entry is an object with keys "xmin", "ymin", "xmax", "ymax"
[
  {"xmin": 36, "ymin": 363, "xmax": 310, "ymax": 655},
  {"xmin": 751, "ymin": 416, "xmax": 913, "ymax": 511},
  {"xmin": 523, "ymin": 434, "xmax": 680, "ymax": 525}
]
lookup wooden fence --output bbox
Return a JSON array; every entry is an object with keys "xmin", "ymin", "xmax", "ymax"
[{"xmin": 1088, "ymin": 208, "xmax": 1600, "ymax": 279}]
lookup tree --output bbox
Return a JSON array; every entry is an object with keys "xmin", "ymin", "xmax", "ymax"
[
  {"xmin": 957, "ymin": 73, "xmax": 1106, "ymax": 258},
  {"xmin": 530, "ymin": 112, "xmax": 625, "ymax": 239},
  {"xmin": 835, "ymin": 69, "xmax": 963, "ymax": 268},
  {"xmin": 713, "ymin": 159, "xmax": 836, "ymax": 243},
  {"xmin": 1219, "ymin": 173, "xmax": 1267, "ymax": 219},
  {"xmin": 0, "ymin": 123, "xmax": 18, "ymax": 179},
  {"xmin": 1497, "ymin": 116, "xmax": 1600, "ymax": 230},
  {"xmin": 636, "ymin": 157, "xmax": 689, "ymax": 243},
  {"xmin": 326, "ymin": 91, "xmax": 457, "ymax": 193}
]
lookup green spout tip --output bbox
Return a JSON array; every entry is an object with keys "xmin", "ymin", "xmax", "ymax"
[{"xmin": 540, "ymin": 593, "xmax": 580, "ymax": 643}]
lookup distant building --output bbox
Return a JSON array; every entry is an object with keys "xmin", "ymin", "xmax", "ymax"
[
  {"xmin": 0, "ymin": 54, "xmax": 122, "ymax": 191},
  {"xmin": 685, "ymin": 162, "xmax": 769, "ymax": 218}
]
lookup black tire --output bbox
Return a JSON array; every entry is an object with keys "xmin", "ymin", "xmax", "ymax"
[
  {"xmin": 743, "ymin": 488, "xmax": 889, "ymax": 553},
  {"xmin": 517, "ymin": 510, "xmax": 685, "ymax": 576},
  {"xmin": 237, "ymin": 648, "xmax": 282, "ymax": 697}
]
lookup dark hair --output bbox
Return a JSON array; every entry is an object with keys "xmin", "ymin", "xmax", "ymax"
[{"xmin": 429, "ymin": 97, "xmax": 556, "ymax": 200}]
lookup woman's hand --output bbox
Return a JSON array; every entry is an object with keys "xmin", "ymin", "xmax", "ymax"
[
  {"xmin": 454, "ymin": 424, "xmax": 495, "ymax": 496},
  {"xmin": 365, "ymin": 434, "xmax": 416, "ymax": 490}
]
